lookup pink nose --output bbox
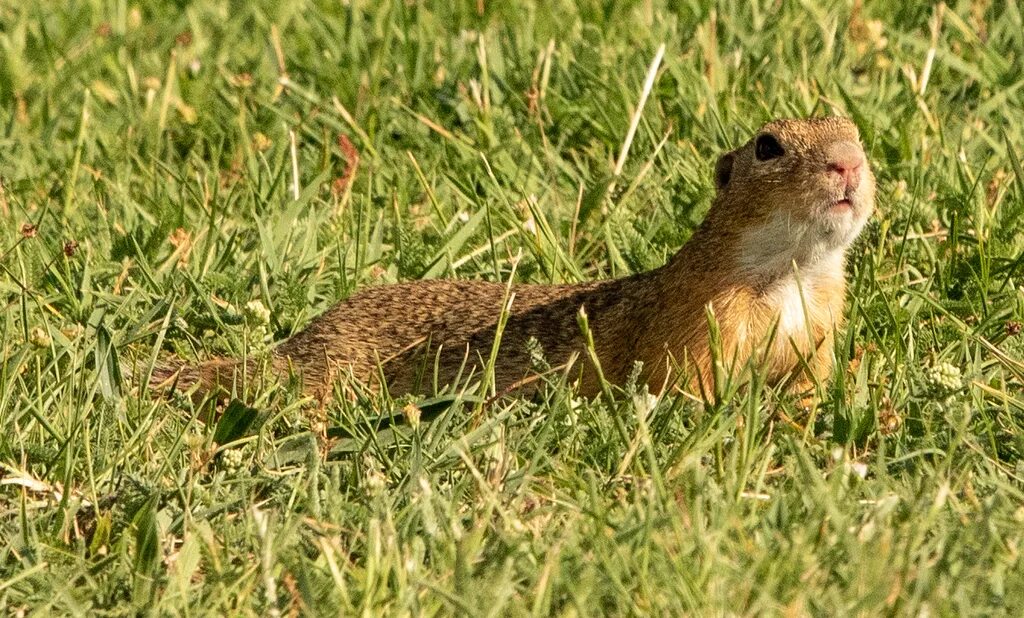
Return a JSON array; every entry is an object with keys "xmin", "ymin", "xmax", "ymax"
[{"xmin": 827, "ymin": 142, "xmax": 864, "ymax": 190}]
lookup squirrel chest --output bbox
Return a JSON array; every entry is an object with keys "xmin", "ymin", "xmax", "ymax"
[{"xmin": 732, "ymin": 259, "xmax": 847, "ymax": 384}]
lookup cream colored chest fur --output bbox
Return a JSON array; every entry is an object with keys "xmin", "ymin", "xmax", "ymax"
[{"xmin": 733, "ymin": 245, "xmax": 846, "ymax": 381}]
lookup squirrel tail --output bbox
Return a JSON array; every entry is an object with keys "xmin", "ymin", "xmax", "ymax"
[{"xmin": 147, "ymin": 357, "xmax": 248, "ymax": 401}]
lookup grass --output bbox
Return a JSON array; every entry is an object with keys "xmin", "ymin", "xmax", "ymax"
[{"xmin": 2, "ymin": 0, "xmax": 1024, "ymax": 614}]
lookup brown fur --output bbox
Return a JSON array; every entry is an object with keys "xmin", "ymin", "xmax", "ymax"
[{"xmin": 152, "ymin": 117, "xmax": 875, "ymax": 401}]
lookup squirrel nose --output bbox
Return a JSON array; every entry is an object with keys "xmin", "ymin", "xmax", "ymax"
[{"xmin": 826, "ymin": 142, "xmax": 865, "ymax": 190}]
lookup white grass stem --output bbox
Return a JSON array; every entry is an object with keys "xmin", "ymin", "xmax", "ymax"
[
  {"xmin": 613, "ymin": 43, "xmax": 665, "ymax": 178},
  {"xmin": 288, "ymin": 126, "xmax": 300, "ymax": 201}
]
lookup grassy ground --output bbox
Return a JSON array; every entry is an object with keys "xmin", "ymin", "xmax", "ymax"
[{"xmin": 2, "ymin": 0, "xmax": 1024, "ymax": 614}]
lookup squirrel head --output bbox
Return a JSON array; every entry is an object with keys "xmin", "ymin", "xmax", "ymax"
[{"xmin": 711, "ymin": 117, "xmax": 876, "ymax": 274}]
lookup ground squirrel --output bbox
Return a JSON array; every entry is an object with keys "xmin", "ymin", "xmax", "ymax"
[{"xmin": 152, "ymin": 117, "xmax": 874, "ymax": 402}]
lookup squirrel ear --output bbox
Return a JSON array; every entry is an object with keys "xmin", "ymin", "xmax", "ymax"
[{"xmin": 714, "ymin": 152, "xmax": 735, "ymax": 189}]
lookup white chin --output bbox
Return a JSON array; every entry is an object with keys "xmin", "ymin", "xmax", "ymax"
[{"xmin": 815, "ymin": 208, "xmax": 866, "ymax": 249}]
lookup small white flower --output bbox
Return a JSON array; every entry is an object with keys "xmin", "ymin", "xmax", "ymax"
[
  {"xmin": 849, "ymin": 462, "xmax": 868, "ymax": 479},
  {"xmin": 244, "ymin": 300, "xmax": 271, "ymax": 325},
  {"xmin": 221, "ymin": 448, "xmax": 244, "ymax": 472},
  {"xmin": 632, "ymin": 390, "xmax": 658, "ymax": 417},
  {"xmin": 924, "ymin": 361, "xmax": 963, "ymax": 400},
  {"xmin": 457, "ymin": 211, "xmax": 470, "ymax": 223},
  {"xmin": 247, "ymin": 324, "xmax": 270, "ymax": 351}
]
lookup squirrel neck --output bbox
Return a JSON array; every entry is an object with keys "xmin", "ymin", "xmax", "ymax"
[
  {"xmin": 620, "ymin": 205, "xmax": 851, "ymax": 393},
  {"xmin": 655, "ymin": 210, "xmax": 743, "ymax": 292},
  {"xmin": 655, "ymin": 205, "xmax": 849, "ymax": 296}
]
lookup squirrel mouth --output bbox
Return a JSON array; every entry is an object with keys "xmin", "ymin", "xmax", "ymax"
[{"xmin": 828, "ymin": 191, "xmax": 857, "ymax": 211}]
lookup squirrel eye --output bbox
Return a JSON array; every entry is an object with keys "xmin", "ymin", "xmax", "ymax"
[{"xmin": 755, "ymin": 134, "xmax": 785, "ymax": 161}]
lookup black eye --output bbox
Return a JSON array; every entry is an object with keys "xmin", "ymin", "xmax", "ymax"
[{"xmin": 755, "ymin": 134, "xmax": 785, "ymax": 161}]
